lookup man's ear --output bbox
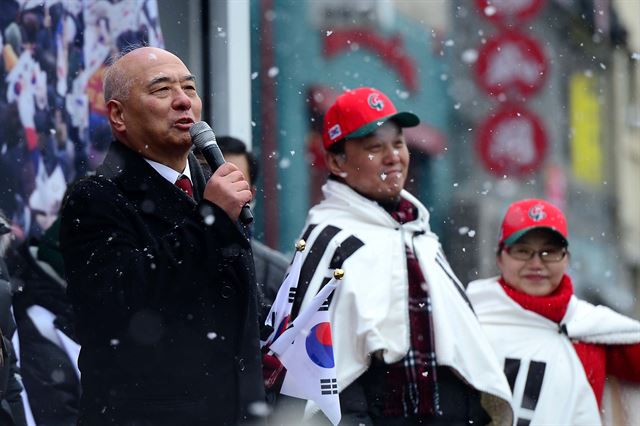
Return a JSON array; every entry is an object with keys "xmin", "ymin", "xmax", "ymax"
[
  {"xmin": 107, "ymin": 100, "xmax": 126, "ymax": 133},
  {"xmin": 324, "ymin": 151, "xmax": 346, "ymax": 177}
]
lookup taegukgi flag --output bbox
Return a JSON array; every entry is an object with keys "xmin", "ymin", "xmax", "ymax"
[
  {"xmin": 261, "ymin": 240, "xmax": 306, "ymax": 349},
  {"xmin": 268, "ymin": 272, "xmax": 342, "ymax": 426}
]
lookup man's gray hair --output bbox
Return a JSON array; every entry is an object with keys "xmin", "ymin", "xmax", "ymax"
[{"xmin": 103, "ymin": 43, "xmax": 146, "ymax": 103}]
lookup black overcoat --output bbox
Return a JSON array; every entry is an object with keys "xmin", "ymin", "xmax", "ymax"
[{"xmin": 60, "ymin": 141, "xmax": 264, "ymax": 425}]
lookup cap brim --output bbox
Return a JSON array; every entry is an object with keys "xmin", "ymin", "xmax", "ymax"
[
  {"xmin": 345, "ymin": 111, "xmax": 420, "ymax": 139},
  {"xmin": 503, "ymin": 226, "xmax": 568, "ymax": 247}
]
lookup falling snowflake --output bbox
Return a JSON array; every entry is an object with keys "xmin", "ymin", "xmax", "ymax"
[
  {"xmin": 396, "ymin": 89, "xmax": 409, "ymax": 99},
  {"xmin": 248, "ymin": 401, "xmax": 271, "ymax": 417},
  {"xmin": 268, "ymin": 67, "xmax": 279, "ymax": 78},
  {"xmin": 279, "ymin": 158, "xmax": 291, "ymax": 169}
]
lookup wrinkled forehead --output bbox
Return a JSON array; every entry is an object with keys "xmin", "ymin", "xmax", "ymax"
[
  {"xmin": 373, "ymin": 120, "xmax": 402, "ymax": 137},
  {"xmin": 121, "ymin": 48, "xmax": 191, "ymax": 83}
]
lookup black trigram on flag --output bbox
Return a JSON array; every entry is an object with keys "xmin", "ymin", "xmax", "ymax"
[
  {"xmin": 319, "ymin": 293, "xmax": 334, "ymax": 311},
  {"xmin": 288, "ymin": 287, "xmax": 297, "ymax": 303},
  {"xmin": 504, "ymin": 358, "xmax": 547, "ymax": 426},
  {"xmin": 320, "ymin": 378, "xmax": 338, "ymax": 395},
  {"xmin": 290, "ymin": 226, "xmax": 364, "ymax": 320}
]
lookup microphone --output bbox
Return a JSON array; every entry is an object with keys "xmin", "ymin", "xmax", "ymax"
[{"xmin": 190, "ymin": 121, "xmax": 253, "ymax": 224}]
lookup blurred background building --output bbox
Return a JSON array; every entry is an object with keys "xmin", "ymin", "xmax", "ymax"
[{"xmin": 1, "ymin": 0, "xmax": 638, "ymax": 316}]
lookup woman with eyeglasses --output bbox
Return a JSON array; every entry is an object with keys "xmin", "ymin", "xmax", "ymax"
[{"xmin": 467, "ymin": 198, "xmax": 640, "ymax": 425}]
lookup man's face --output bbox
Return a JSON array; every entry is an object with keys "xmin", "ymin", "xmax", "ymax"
[
  {"xmin": 326, "ymin": 122, "xmax": 409, "ymax": 203},
  {"xmin": 107, "ymin": 47, "xmax": 202, "ymax": 168}
]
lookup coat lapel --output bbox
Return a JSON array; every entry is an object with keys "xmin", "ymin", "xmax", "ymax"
[{"xmin": 98, "ymin": 141, "xmax": 202, "ymax": 226}]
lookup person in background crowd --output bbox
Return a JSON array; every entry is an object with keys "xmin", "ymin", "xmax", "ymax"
[
  {"xmin": 466, "ymin": 198, "xmax": 640, "ymax": 425},
  {"xmin": 216, "ymin": 136, "xmax": 289, "ymax": 318},
  {"xmin": 0, "ymin": 211, "xmax": 27, "ymax": 426},
  {"xmin": 265, "ymin": 87, "xmax": 513, "ymax": 425},
  {"xmin": 7, "ymin": 216, "xmax": 80, "ymax": 425},
  {"xmin": 59, "ymin": 46, "xmax": 264, "ymax": 425}
]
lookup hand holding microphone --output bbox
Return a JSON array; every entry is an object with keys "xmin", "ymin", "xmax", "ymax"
[{"xmin": 190, "ymin": 121, "xmax": 254, "ymax": 224}]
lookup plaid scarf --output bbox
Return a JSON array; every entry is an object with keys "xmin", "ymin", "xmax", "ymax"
[{"xmin": 381, "ymin": 198, "xmax": 438, "ymax": 417}]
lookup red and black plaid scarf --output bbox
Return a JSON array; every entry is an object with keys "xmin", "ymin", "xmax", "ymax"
[{"xmin": 381, "ymin": 198, "xmax": 438, "ymax": 417}]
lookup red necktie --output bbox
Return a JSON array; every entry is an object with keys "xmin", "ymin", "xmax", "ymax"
[{"xmin": 175, "ymin": 175, "xmax": 193, "ymax": 198}]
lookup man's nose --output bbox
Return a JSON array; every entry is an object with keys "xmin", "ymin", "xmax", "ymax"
[
  {"xmin": 382, "ymin": 143, "xmax": 400, "ymax": 162},
  {"xmin": 172, "ymin": 89, "xmax": 192, "ymax": 110}
]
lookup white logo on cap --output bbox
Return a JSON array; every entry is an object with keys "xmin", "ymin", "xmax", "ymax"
[
  {"xmin": 328, "ymin": 124, "xmax": 342, "ymax": 140},
  {"xmin": 368, "ymin": 93, "xmax": 384, "ymax": 111},
  {"xmin": 528, "ymin": 205, "xmax": 547, "ymax": 222}
]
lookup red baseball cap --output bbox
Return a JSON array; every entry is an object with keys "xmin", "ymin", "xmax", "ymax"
[
  {"xmin": 498, "ymin": 199, "xmax": 568, "ymax": 247},
  {"xmin": 322, "ymin": 87, "xmax": 420, "ymax": 149}
]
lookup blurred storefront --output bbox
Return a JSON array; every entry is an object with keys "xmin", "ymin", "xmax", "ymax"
[
  {"xmin": 612, "ymin": 0, "xmax": 640, "ymax": 317},
  {"xmin": 444, "ymin": 0, "xmax": 638, "ymax": 315}
]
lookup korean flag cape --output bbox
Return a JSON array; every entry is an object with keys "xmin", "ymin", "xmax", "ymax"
[
  {"xmin": 467, "ymin": 277, "xmax": 640, "ymax": 426},
  {"xmin": 263, "ymin": 250, "xmax": 341, "ymax": 425},
  {"xmin": 290, "ymin": 181, "xmax": 513, "ymax": 424}
]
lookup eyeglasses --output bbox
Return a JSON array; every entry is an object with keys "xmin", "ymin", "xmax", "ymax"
[{"xmin": 506, "ymin": 245, "xmax": 567, "ymax": 263}]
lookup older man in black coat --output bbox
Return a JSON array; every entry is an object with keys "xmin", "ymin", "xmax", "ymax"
[{"xmin": 60, "ymin": 47, "xmax": 264, "ymax": 425}]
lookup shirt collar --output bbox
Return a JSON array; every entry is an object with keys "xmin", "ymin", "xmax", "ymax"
[{"xmin": 145, "ymin": 158, "xmax": 192, "ymax": 184}]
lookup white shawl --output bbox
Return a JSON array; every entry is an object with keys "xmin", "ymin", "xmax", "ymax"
[
  {"xmin": 298, "ymin": 181, "xmax": 513, "ymax": 423},
  {"xmin": 467, "ymin": 277, "xmax": 640, "ymax": 426}
]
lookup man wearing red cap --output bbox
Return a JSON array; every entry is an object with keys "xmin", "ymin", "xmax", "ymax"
[
  {"xmin": 278, "ymin": 87, "xmax": 513, "ymax": 424},
  {"xmin": 467, "ymin": 199, "xmax": 640, "ymax": 425}
]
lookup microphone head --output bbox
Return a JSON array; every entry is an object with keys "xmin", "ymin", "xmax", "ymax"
[{"xmin": 190, "ymin": 121, "xmax": 216, "ymax": 150}]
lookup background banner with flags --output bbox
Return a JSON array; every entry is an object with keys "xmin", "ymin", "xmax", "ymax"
[{"xmin": 0, "ymin": 0, "xmax": 163, "ymax": 240}]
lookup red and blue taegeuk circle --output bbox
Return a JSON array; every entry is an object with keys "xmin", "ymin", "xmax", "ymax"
[{"xmin": 305, "ymin": 322, "xmax": 334, "ymax": 368}]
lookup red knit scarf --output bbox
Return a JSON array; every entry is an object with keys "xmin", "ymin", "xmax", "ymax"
[{"xmin": 498, "ymin": 274, "xmax": 573, "ymax": 323}]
